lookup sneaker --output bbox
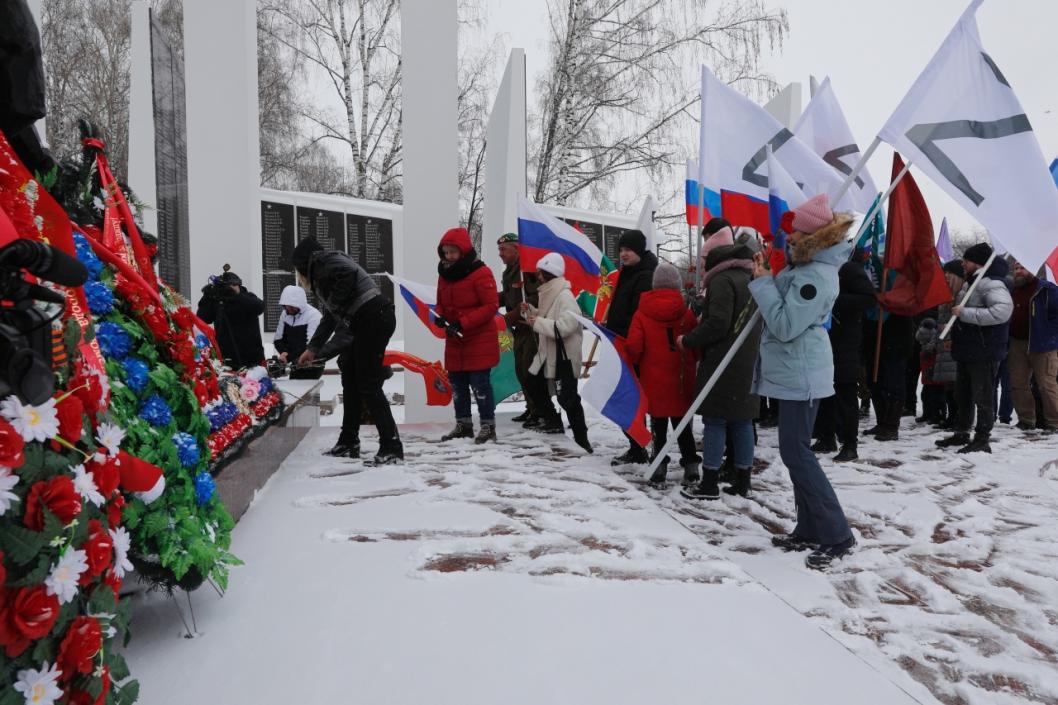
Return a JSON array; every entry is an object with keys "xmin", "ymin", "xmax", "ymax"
[
  {"xmin": 935, "ymin": 432, "xmax": 970, "ymax": 448},
  {"xmin": 610, "ymin": 448, "xmax": 649, "ymax": 466},
  {"xmin": 535, "ymin": 416, "xmax": 565, "ymax": 434},
  {"xmin": 511, "ymin": 410, "xmax": 532, "ymax": 423},
  {"xmin": 805, "ymin": 537, "xmax": 856, "ymax": 571},
  {"xmin": 474, "ymin": 423, "xmax": 497, "ymax": 445},
  {"xmin": 810, "ymin": 438, "xmax": 838, "ymax": 453},
  {"xmin": 957, "ymin": 433, "xmax": 991, "ymax": 454},
  {"xmin": 324, "ymin": 442, "xmax": 360, "ymax": 458},
  {"xmin": 771, "ymin": 534, "xmax": 819, "ymax": 552},
  {"xmin": 681, "ymin": 472, "xmax": 720, "ymax": 500},
  {"xmin": 573, "ymin": 432, "xmax": 593, "ymax": 454},
  {"xmin": 441, "ymin": 422, "xmax": 474, "ymax": 441},
  {"xmin": 833, "ymin": 445, "xmax": 858, "ymax": 462}
]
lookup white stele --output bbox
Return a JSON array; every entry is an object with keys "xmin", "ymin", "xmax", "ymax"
[
  {"xmin": 45, "ymin": 549, "xmax": 88, "ymax": 605},
  {"xmin": 878, "ymin": 0, "xmax": 1058, "ymax": 273},
  {"xmin": 0, "ymin": 396, "xmax": 59, "ymax": 444},
  {"xmin": 793, "ymin": 76, "xmax": 879, "ymax": 214},
  {"xmin": 14, "ymin": 662, "xmax": 63, "ymax": 705},
  {"xmin": 697, "ymin": 66, "xmax": 853, "ymax": 211},
  {"xmin": 71, "ymin": 464, "xmax": 105, "ymax": 507},
  {"xmin": 0, "ymin": 466, "xmax": 19, "ymax": 516}
]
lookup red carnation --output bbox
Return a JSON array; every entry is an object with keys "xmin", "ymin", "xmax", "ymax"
[
  {"xmin": 88, "ymin": 456, "xmax": 120, "ymax": 498},
  {"xmin": 58, "ymin": 615, "xmax": 102, "ymax": 678},
  {"xmin": 81, "ymin": 520, "xmax": 113, "ymax": 581},
  {"xmin": 55, "ymin": 393, "xmax": 85, "ymax": 444},
  {"xmin": 0, "ymin": 585, "xmax": 61, "ymax": 657},
  {"xmin": 23, "ymin": 476, "xmax": 82, "ymax": 530},
  {"xmin": 0, "ymin": 418, "xmax": 25, "ymax": 468},
  {"xmin": 106, "ymin": 494, "xmax": 125, "ymax": 529}
]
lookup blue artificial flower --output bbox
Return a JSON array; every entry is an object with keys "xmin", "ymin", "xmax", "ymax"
[
  {"xmin": 85, "ymin": 280, "xmax": 114, "ymax": 315},
  {"xmin": 205, "ymin": 406, "xmax": 224, "ymax": 432},
  {"xmin": 258, "ymin": 376, "xmax": 274, "ymax": 395},
  {"xmin": 96, "ymin": 322, "xmax": 132, "ymax": 360},
  {"xmin": 172, "ymin": 432, "xmax": 201, "ymax": 468},
  {"xmin": 73, "ymin": 231, "xmax": 104, "ymax": 280},
  {"xmin": 138, "ymin": 394, "xmax": 172, "ymax": 427},
  {"xmin": 123, "ymin": 357, "xmax": 150, "ymax": 394},
  {"xmin": 194, "ymin": 471, "xmax": 216, "ymax": 506},
  {"xmin": 195, "ymin": 334, "xmax": 210, "ymax": 349},
  {"xmin": 221, "ymin": 402, "xmax": 238, "ymax": 424}
]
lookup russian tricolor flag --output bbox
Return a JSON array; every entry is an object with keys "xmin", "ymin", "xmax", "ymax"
[
  {"xmin": 764, "ymin": 149, "xmax": 806, "ymax": 274},
  {"xmin": 386, "ymin": 274, "xmax": 447, "ymax": 338},
  {"xmin": 574, "ymin": 314, "xmax": 652, "ymax": 448},
  {"xmin": 685, "ymin": 159, "xmax": 722, "ymax": 225},
  {"xmin": 518, "ymin": 198, "xmax": 608, "ymax": 296}
]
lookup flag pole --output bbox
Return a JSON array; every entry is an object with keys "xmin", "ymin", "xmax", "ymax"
[
  {"xmin": 848, "ymin": 159, "xmax": 913, "ymax": 258},
  {"xmin": 872, "ymin": 267, "xmax": 889, "ymax": 383},
  {"xmin": 939, "ymin": 249, "xmax": 998, "ymax": 340},
  {"xmin": 581, "ymin": 338, "xmax": 599, "ymax": 378},
  {"xmin": 693, "ymin": 184, "xmax": 706, "ymax": 291},
  {"xmin": 642, "ymin": 307, "xmax": 760, "ymax": 480},
  {"xmin": 831, "ymin": 136, "xmax": 882, "ymax": 205}
]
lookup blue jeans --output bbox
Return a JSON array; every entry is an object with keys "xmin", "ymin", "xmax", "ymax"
[
  {"xmin": 778, "ymin": 399, "xmax": 852, "ymax": 545},
  {"xmin": 700, "ymin": 417, "xmax": 754, "ymax": 470},
  {"xmin": 450, "ymin": 370, "xmax": 495, "ymax": 424}
]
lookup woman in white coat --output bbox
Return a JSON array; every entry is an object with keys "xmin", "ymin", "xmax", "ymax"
[{"xmin": 520, "ymin": 253, "xmax": 593, "ymax": 453}]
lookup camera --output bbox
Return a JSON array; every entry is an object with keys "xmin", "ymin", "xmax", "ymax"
[
  {"xmin": 0, "ymin": 239, "xmax": 89, "ymax": 405},
  {"xmin": 201, "ymin": 265, "xmax": 241, "ymax": 302}
]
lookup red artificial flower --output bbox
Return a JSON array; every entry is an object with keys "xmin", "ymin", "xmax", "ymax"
[
  {"xmin": 141, "ymin": 306, "xmax": 172, "ymax": 342},
  {"xmin": 193, "ymin": 381, "xmax": 209, "ymax": 406},
  {"xmin": 102, "ymin": 570, "xmax": 122, "ymax": 600},
  {"xmin": 780, "ymin": 209, "xmax": 797, "ymax": 235},
  {"xmin": 88, "ymin": 456, "xmax": 120, "ymax": 498},
  {"xmin": 68, "ymin": 666, "xmax": 110, "ymax": 705},
  {"xmin": 69, "ymin": 369, "xmax": 104, "ymax": 418},
  {"xmin": 23, "ymin": 476, "xmax": 82, "ymax": 530},
  {"xmin": 172, "ymin": 307, "xmax": 196, "ymax": 330},
  {"xmin": 0, "ymin": 585, "xmax": 61, "ymax": 657},
  {"xmin": 54, "ymin": 393, "xmax": 85, "ymax": 444},
  {"xmin": 0, "ymin": 418, "xmax": 25, "ymax": 468},
  {"xmin": 81, "ymin": 520, "xmax": 113, "ymax": 581},
  {"xmin": 113, "ymin": 275, "xmax": 148, "ymax": 313},
  {"xmin": 106, "ymin": 494, "xmax": 125, "ymax": 529},
  {"xmin": 58, "ymin": 615, "xmax": 102, "ymax": 678}
]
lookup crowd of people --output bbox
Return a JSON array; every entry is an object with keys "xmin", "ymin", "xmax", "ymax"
[{"xmin": 199, "ymin": 191, "xmax": 1050, "ymax": 571}]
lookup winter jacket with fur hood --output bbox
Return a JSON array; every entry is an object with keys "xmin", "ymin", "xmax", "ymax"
[
  {"xmin": 951, "ymin": 257, "xmax": 1013, "ymax": 363},
  {"xmin": 436, "ymin": 228, "xmax": 500, "ymax": 371},
  {"xmin": 749, "ymin": 214, "xmax": 853, "ymax": 401},
  {"xmin": 529, "ymin": 276, "xmax": 583, "ymax": 378}
]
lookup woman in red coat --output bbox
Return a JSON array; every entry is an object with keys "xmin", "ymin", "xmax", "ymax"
[
  {"xmin": 435, "ymin": 227, "xmax": 500, "ymax": 444},
  {"xmin": 625, "ymin": 262, "xmax": 700, "ymax": 486}
]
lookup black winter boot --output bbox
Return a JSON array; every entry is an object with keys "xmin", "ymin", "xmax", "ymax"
[
  {"xmin": 324, "ymin": 442, "xmax": 360, "ymax": 458},
  {"xmin": 833, "ymin": 444, "xmax": 858, "ymax": 462},
  {"xmin": 511, "ymin": 410, "xmax": 532, "ymax": 423},
  {"xmin": 648, "ymin": 457, "xmax": 669, "ymax": 485},
  {"xmin": 441, "ymin": 422, "xmax": 474, "ymax": 441},
  {"xmin": 957, "ymin": 432, "xmax": 991, "ymax": 454},
  {"xmin": 935, "ymin": 432, "xmax": 971, "ymax": 448},
  {"xmin": 811, "ymin": 436, "xmax": 838, "ymax": 453},
  {"xmin": 722, "ymin": 466, "xmax": 751, "ymax": 497},
  {"xmin": 535, "ymin": 415, "xmax": 565, "ymax": 434},
  {"xmin": 611, "ymin": 447, "xmax": 649, "ymax": 466},
  {"xmin": 681, "ymin": 462, "xmax": 700, "ymax": 488},
  {"xmin": 474, "ymin": 423, "xmax": 497, "ymax": 445},
  {"xmin": 681, "ymin": 471, "xmax": 720, "ymax": 500}
]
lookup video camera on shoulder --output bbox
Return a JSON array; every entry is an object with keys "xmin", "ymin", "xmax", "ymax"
[{"xmin": 202, "ymin": 264, "xmax": 241, "ymax": 301}]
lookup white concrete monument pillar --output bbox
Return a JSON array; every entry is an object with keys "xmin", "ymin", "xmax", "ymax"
[
  {"xmin": 127, "ymin": 1, "xmax": 157, "ymax": 239},
  {"xmin": 481, "ymin": 49, "xmax": 527, "ymax": 278},
  {"xmin": 764, "ymin": 82, "xmax": 802, "ymax": 131},
  {"xmin": 182, "ymin": 0, "xmax": 261, "ymax": 298},
  {"xmin": 401, "ymin": 0, "xmax": 459, "ymax": 423}
]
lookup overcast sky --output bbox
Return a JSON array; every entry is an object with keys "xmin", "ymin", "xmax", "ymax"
[{"xmin": 480, "ymin": 0, "xmax": 1058, "ymax": 239}]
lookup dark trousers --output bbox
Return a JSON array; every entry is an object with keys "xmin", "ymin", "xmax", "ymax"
[
  {"xmin": 450, "ymin": 369, "xmax": 495, "ymax": 424},
  {"xmin": 777, "ymin": 399, "xmax": 852, "ymax": 546},
  {"xmin": 650, "ymin": 416, "xmax": 697, "ymax": 466},
  {"xmin": 816, "ymin": 382, "xmax": 860, "ymax": 447},
  {"xmin": 921, "ymin": 384, "xmax": 946, "ymax": 421},
  {"xmin": 524, "ymin": 362, "xmax": 588, "ymax": 436},
  {"xmin": 871, "ymin": 356, "xmax": 907, "ymax": 403},
  {"xmin": 512, "ymin": 328, "xmax": 538, "ymax": 416},
  {"xmin": 955, "ymin": 360, "xmax": 998, "ymax": 435},
  {"xmin": 338, "ymin": 297, "xmax": 401, "ymax": 451},
  {"xmin": 996, "ymin": 357, "xmax": 1013, "ymax": 423},
  {"xmin": 905, "ymin": 346, "xmax": 921, "ymax": 412}
]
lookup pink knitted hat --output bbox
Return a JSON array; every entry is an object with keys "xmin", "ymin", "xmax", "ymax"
[
  {"xmin": 790, "ymin": 193, "xmax": 833, "ymax": 234},
  {"xmin": 700, "ymin": 226, "xmax": 734, "ymax": 261}
]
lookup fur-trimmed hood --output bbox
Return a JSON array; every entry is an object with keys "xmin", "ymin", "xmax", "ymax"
[{"xmin": 788, "ymin": 213, "xmax": 855, "ymax": 265}]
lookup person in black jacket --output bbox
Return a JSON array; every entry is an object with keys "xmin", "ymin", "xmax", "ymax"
[
  {"xmin": 814, "ymin": 253, "xmax": 876, "ymax": 461},
  {"xmin": 291, "ymin": 236, "xmax": 403, "ymax": 464},
  {"xmin": 196, "ymin": 268, "xmax": 265, "ymax": 370},
  {"xmin": 604, "ymin": 229, "xmax": 658, "ymax": 465},
  {"xmin": 864, "ymin": 311, "xmax": 915, "ymax": 442}
]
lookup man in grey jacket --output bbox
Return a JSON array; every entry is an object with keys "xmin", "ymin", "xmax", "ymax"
[{"xmin": 936, "ymin": 243, "xmax": 1013, "ymax": 454}]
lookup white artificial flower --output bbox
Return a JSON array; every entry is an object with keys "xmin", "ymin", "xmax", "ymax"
[
  {"xmin": 0, "ymin": 466, "xmax": 19, "ymax": 517},
  {"xmin": 109, "ymin": 526, "xmax": 133, "ymax": 579},
  {"xmin": 95, "ymin": 422, "xmax": 125, "ymax": 456},
  {"xmin": 45, "ymin": 549, "xmax": 88, "ymax": 605},
  {"xmin": 14, "ymin": 662, "xmax": 63, "ymax": 705},
  {"xmin": 0, "ymin": 396, "xmax": 60, "ymax": 444},
  {"xmin": 246, "ymin": 365, "xmax": 268, "ymax": 381},
  {"xmin": 71, "ymin": 464, "xmax": 105, "ymax": 507},
  {"xmin": 93, "ymin": 195, "xmax": 105, "ymax": 211}
]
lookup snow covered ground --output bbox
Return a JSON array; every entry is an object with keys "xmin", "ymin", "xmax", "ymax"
[{"xmin": 123, "ymin": 377, "xmax": 1058, "ymax": 705}]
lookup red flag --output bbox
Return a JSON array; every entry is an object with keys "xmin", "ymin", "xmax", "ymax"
[{"xmin": 879, "ymin": 154, "xmax": 952, "ymax": 315}]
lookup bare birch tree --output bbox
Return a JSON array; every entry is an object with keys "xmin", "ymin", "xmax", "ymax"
[{"xmin": 531, "ymin": 0, "xmax": 788, "ymax": 210}]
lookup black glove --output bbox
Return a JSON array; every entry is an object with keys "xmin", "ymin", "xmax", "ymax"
[{"xmin": 445, "ymin": 320, "xmax": 463, "ymax": 338}]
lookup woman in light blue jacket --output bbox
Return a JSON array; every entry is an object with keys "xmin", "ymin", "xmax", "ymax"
[{"xmin": 748, "ymin": 193, "xmax": 856, "ymax": 571}]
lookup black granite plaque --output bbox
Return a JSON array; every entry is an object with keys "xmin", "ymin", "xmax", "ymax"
[
  {"xmin": 261, "ymin": 201, "xmax": 295, "ymax": 271},
  {"xmin": 296, "ymin": 207, "xmax": 346, "ymax": 252},
  {"xmin": 346, "ymin": 213, "xmax": 394, "ymax": 301},
  {"xmin": 262, "ymin": 272, "xmax": 295, "ymax": 333},
  {"xmin": 603, "ymin": 225, "xmax": 632, "ymax": 264},
  {"xmin": 563, "ymin": 218, "xmax": 604, "ymax": 254}
]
